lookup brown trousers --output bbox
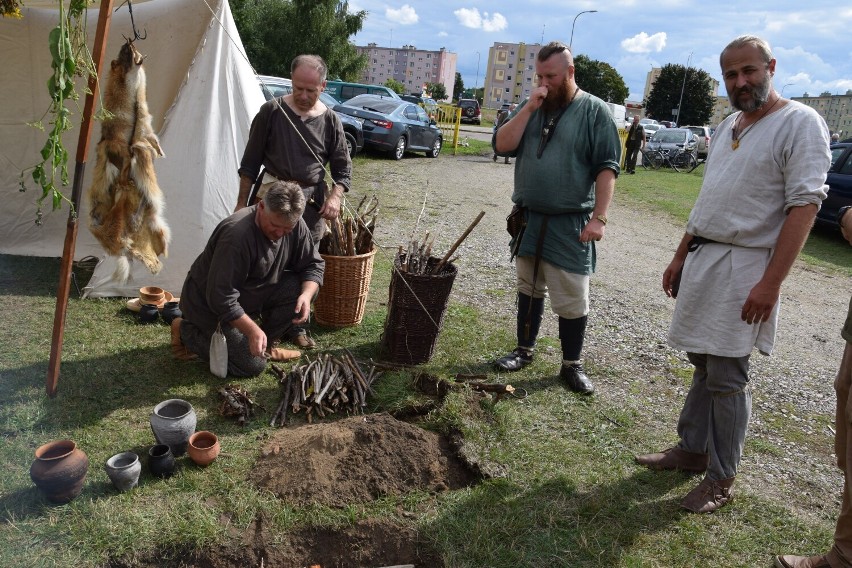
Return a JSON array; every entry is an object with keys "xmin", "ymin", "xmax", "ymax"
[{"xmin": 828, "ymin": 341, "xmax": 852, "ymax": 567}]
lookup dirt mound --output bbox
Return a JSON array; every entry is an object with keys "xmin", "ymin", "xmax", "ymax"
[
  {"xmin": 250, "ymin": 412, "xmax": 478, "ymax": 507},
  {"xmin": 107, "ymin": 516, "xmax": 443, "ymax": 568}
]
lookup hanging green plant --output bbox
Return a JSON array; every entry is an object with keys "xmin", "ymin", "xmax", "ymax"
[{"xmin": 18, "ymin": 0, "xmax": 108, "ymax": 225}]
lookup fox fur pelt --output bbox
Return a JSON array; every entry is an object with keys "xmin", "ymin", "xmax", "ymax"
[{"xmin": 87, "ymin": 39, "xmax": 170, "ymax": 282}]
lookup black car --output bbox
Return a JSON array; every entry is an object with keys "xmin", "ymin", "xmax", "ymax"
[
  {"xmin": 335, "ymin": 94, "xmax": 442, "ymax": 160},
  {"xmin": 257, "ymin": 75, "xmax": 364, "ymax": 159},
  {"xmin": 817, "ymin": 143, "xmax": 852, "ymax": 227},
  {"xmin": 458, "ymin": 99, "xmax": 481, "ymax": 124}
]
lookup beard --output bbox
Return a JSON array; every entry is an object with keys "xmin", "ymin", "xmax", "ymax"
[
  {"xmin": 730, "ymin": 71, "xmax": 772, "ymax": 112},
  {"xmin": 542, "ymin": 76, "xmax": 573, "ymax": 112}
]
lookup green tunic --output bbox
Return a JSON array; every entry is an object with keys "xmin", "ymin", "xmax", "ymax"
[{"xmin": 499, "ymin": 92, "xmax": 621, "ymax": 275}]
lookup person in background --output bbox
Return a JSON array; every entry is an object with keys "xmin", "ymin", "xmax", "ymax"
[
  {"xmin": 493, "ymin": 102, "xmax": 517, "ymax": 164},
  {"xmin": 624, "ymin": 115, "xmax": 645, "ymax": 174},
  {"xmin": 635, "ymin": 35, "xmax": 831, "ymax": 514},
  {"xmin": 491, "ymin": 41, "xmax": 621, "ymax": 395}
]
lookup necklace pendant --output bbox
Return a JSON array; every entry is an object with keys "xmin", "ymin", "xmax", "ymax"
[{"xmin": 732, "ymin": 139, "xmax": 740, "ymax": 150}]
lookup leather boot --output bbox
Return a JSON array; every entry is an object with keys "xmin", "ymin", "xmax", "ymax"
[
  {"xmin": 267, "ymin": 347, "xmax": 301, "ymax": 362},
  {"xmin": 680, "ymin": 475, "xmax": 734, "ymax": 513},
  {"xmin": 634, "ymin": 447, "xmax": 708, "ymax": 473},
  {"xmin": 774, "ymin": 554, "xmax": 831, "ymax": 568},
  {"xmin": 170, "ymin": 318, "xmax": 197, "ymax": 361}
]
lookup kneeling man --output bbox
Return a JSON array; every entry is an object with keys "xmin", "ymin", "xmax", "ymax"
[{"xmin": 174, "ymin": 181, "xmax": 324, "ymax": 376}]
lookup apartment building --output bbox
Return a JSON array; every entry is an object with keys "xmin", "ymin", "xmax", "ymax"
[
  {"xmin": 355, "ymin": 43, "xmax": 457, "ymax": 100},
  {"xmin": 793, "ymin": 91, "xmax": 852, "ymax": 138},
  {"xmin": 482, "ymin": 42, "xmax": 541, "ymax": 109}
]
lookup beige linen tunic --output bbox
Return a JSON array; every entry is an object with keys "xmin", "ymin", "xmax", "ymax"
[{"xmin": 668, "ymin": 101, "xmax": 830, "ymax": 357}]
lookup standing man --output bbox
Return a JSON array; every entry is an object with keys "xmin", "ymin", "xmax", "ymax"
[
  {"xmin": 493, "ymin": 102, "xmax": 517, "ymax": 164},
  {"xmin": 635, "ymin": 35, "xmax": 831, "ymax": 514},
  {"xmin": 174, "ymin": 181, "xmax": 324, "ymax": 377},
  {"xmin": 775, "ymin": 206, "xmax": 852, "ymax": 568},
  {"xmin": 236, "ymin": 54, "xmax": 351, "ymax": 349},
  {"xmin": 492, "ymin": 41, "xmax": 621, "ymax": 395},
  {"xmin": 624, "ymin": 115, "xmax": 645, "ymax": 174}
]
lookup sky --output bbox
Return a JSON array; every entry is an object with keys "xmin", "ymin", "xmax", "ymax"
[{"xmin": 348, "ymin": 1, "xmax": 852, "ymax": 102}]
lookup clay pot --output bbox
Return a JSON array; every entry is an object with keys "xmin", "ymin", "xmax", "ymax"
[
  {"xmin": 187, "ymin": 431, "xmax": 220, "ymax": 467},
  {"xmin": 160, "ymin": 301, "xmax": 182, "ymax": 325},
  {"xmin": 29, "ymin": 439, "xmax": 89, "ymax": 504},
  {"xmin": 147, "ymin": 444, "xmax": 176, "ymax": 478},
  {"xmin": 150, "ymin": 399, "xmax": 196, "ymax": 457},
  {"xmin": 138, "ymin": 303, "xmax": 159, "ymax": 324},
  {"xmin": 139, "ymin": 286, "xmax": 165, "ymax": 305},
  {"xmin": 104, "ymin": 452, "xmax": 141, "ymax": 492}
]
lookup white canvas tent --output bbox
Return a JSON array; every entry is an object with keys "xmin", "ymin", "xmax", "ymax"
[{"xmin": 0, "ymin": 0, "xmax": 265, "ymax": 297}]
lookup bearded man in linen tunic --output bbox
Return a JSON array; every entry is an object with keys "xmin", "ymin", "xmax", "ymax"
[{"xmin": 635, "ymin": 35, "xmax": 831, "ymax": 514}]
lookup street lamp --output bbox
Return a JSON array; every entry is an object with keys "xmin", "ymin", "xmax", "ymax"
[
  {"xmin": 569, "ymin": 10, "xmax": 597, "ymax": 50},
  {"xmin": 474, "ymin": 51, "xmax": 480, "ymax": 103},
  {"xmin": 781, "ymin": 83, "xmax": 794, "ymax": 97},
  {"xmin": 675, "ymin": 52, "xmax": 692, "ymax": 125}
]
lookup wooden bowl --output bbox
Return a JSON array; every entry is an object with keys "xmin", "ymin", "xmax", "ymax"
[{"xmin": 139, "ymin": 286, "xmax": 165, "ymax": 305}]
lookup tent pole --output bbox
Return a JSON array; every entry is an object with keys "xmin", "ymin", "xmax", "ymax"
[{"xmin": 46, "ymin": 0, "xmax": 115, "ymax": 398}]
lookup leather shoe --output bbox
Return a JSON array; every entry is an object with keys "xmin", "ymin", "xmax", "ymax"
[
  {"xmin": 634, "ymin": 446, "xmax": 708, "ymax": 473},
  {"xmin": 774, "ymin": 554, "xmax": 831, "ymax": 568},
  {"xmin": 494, "ymin": 349, "xmax": 533, "ymax": 372},
  {"xmin": 680, "ymin": 475, "xmax": 734, "ymax": 513},
  {"xmin": 560, "ymin": 362, "xmax": 594, "ymax": 394},
  {"xmin": 170, "ymin": 317, "xmax": 197, "ymax": 361},
  {"xmin": 290, "ymin": 331, "xmax": 316, "ymax": 349},
  {"xmin": 267, "ymin": 347, "xmax": 301, "ymax": 362}
]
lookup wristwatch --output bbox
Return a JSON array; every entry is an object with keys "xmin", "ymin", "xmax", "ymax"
[
  {"xmin": 595, "ymin": 214, "xmax": 608, "ymax": 225},
  {"xmin": 839, "ymin": 206, "xmax": 851, "ymax": 225}
]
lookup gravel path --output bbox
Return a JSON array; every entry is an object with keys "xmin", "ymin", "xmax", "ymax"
[{"xmin": 353, "ymin": 150, "xmax": 848, "ymax": 521}]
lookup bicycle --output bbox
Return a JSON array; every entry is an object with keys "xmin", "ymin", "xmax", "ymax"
[{"xmin": 643, "ymin": 147, "xmax": 697, "ymax": 172}]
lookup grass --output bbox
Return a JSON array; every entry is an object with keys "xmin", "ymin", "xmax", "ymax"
[{"xmin": 0, "ymin": 155, "xmax": 846, "ymax": 567}]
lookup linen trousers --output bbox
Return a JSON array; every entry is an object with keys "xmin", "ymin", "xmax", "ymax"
[
  {"xmin": 515, "ymin": 256, "xmax": 589, "ymax": 319},
  {"xmin": 180, "ymin": 273, "xmax": 301, "ymax": 377},
  {"xmin": 676, "ymin": 352, "xmax": 752, "ymax": 481},
  {"xmin": 828, "ymin": 340, "xmax": 852, "ymax": 568}
]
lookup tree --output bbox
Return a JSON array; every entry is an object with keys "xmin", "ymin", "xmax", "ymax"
[
  {"xmin": 453, "ymin": 72, "xmax": 464, "ymax": 102},
  {"xmin": 644, "ymin": 63, "xmax": 714, "ymax": 126},
  {"xmin": 232, "ymin": 0, "xmax": 367, "ymax": 81},
  {"xmin": 384, "ymin": 78, "xmax": 405, "ymax": 94},
  {"xmin": 573, "ymin": 55, "xmax": 628, "ymax": 104},
  {"xmin": 426, "ymin": 82, "xmax": 447, "ymax": 101}
]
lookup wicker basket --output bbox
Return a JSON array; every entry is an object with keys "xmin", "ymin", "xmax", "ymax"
[
  {"xmin": 314, "ymin": 247, "xmax": 376, "ymax": 327},
  {"xmin": 381, "ymin": 255, "xmax": 458, "ymax": 365}
]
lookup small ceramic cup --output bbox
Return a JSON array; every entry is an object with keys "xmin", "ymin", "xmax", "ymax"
[
  {"xmin": 104, "ymin": 452, "xmax": 141, "ymax": 492},
  {"xmin": 187, "ymin": 431, "xmax": 220, "ymax": 467},
  {"xmin": 147, "ymin": 444, "xmax": 176, "ymax": 478},
  {"xmin": 138, "ymin": 303, "xmax": 159, "ymax": 324},
  {"xmin": 160, "ymin": 301, "xmax": 182, "ymax": 325}
]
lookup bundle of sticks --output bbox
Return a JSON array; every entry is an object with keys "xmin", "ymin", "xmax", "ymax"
[
  {"xmin": 319, "ymin": 195, "xmax": 378, "ymax": 256},
  {"xmin": 395, "ymin": 210, "xmax": 486, "ymax": 275},
  {"xmin": 218, "ymin": 384, "xmax": 258, "ymax": 426},
  {"xmin": 268, "ymin": 349, "xmax": 380, "ymax": 427}
]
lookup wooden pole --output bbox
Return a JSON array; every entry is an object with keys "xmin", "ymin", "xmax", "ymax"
[
  {"xmin": 430, "ymin": 210, "xmax": 485, "ymax": 274},
  {"xmin": 46, "ymin": 0, "xmax": 115, "ymax": 398}
]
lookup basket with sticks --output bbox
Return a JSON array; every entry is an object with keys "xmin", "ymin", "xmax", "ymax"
[{"xmin": 314, "ymin": 196, "xmax": 377, "ymax": 327}]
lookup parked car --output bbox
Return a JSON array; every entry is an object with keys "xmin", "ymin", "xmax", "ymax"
[
  {"xmin": 658, "ymin": 120, "xmax": 677, "ymax": 128},
  {"xmin": 335, "ymin": 94, "xmax": 443, "ymax": 160},
  {"xmin": 646, "ymin": 127, "xmax": 698, "ymax": 157},
  {"xmin": 816, "ymin": 142, "xmax": 852, "ymax": 228},
  {"xmin": 458, "ymin": 98, "xmax": 481, "ymax": 124},
  {"xmin": 257, "ymin": 75, "xmax": 364, "ymax": 158},
  {"xmin": 643, "ymin": 123, "xmax": 664, "ymax": 141},
  {"xmin": 684, "ymin": 125, "xmax": 712, "ymax": 158},
  {"xmin": 400, "ymin": 94, "xmax": 438, "ymax": 115},
  {"xmin": 324, "ymin": 80, "xmax": 400, "ymax": 103}
]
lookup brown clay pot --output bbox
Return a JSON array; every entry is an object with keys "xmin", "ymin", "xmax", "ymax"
[
  {"xmin": 29, "ymin": 439, "xmax": 89, "ymax": 504},
  {"xmin": 187, "ymin": 431, "xmax": 220, "ymax": 467}
]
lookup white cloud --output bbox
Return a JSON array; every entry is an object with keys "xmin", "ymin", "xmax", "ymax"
[
  {"xmin": 453, "ymin": 8, "xmax": 508, "ymax": 32},
  {"xmin": 438, "ymin": 31, "xmax": 448, "ymax": 37},
  {"xmin": 621, "ymin": 32, "xmax": 667, "ymax": 54},
  {"xmin": 386, "ymin": 4, "xmax": 418, "ymax": 25}
]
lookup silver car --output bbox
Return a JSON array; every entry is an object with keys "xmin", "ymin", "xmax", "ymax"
[{"xmin": 684, "ymin": 125, "xmax": 711, "ymax": 159}]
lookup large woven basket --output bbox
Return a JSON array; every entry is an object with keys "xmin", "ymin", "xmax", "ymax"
[
  {"xmin": 380, "ymin": 255, "xmax": 458, "ymax": 365},
  {"xmin": 314, "ymin": 247, "xmax": 376, "ymax": 327}
]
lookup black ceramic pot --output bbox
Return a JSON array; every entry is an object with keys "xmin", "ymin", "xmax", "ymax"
[
  {"xmin": 160, "ymin": 302, "xmax": 182, "ymax": 325},
  {"xmin": 147, "ymin": 444, "xmax": 175, "ymax": 478},
  {"xmin": 138, "ymin": 303, "xmax": 159, "ymax": 324}
]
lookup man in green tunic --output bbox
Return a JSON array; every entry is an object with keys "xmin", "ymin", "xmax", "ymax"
[{"xmin": 492, "ymin": 41, "xmax": 621, "ymax": 394}]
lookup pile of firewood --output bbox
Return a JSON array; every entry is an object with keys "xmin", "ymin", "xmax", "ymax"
[
  {"xmin": 395, "ymin": 210, "xmax": 485, "ymax": 275},
  {"xmin": 218, "ymin": 384, "xmax": 259, "ymax": 426},
  {"xmin": 319, "ymin": 195, "xmax": 377, "ymax": 256},
  {"xmin": 268, "ymin": 349, "xmax": 380, "ymax": 426}
]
